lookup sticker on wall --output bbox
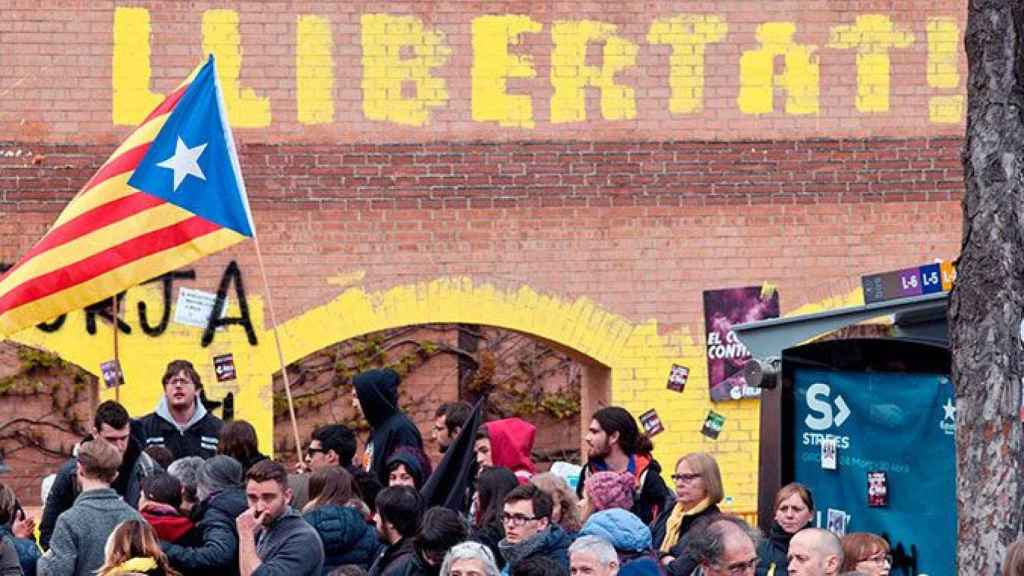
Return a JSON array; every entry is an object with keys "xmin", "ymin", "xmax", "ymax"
[
  {"xmin": 174, "ymin": 287, "xmax": 228, "ymax": 329},
  {"xmin": 214, "ymin": 353, "xmax": 237, "ymax": 383},
  {"xmin": 701, "ymin": 410, "xmax": 726, "ymax": 439},
  {"xmin": 826, "ymin": 508, "xmax": 849, "ymax": 537},
  {"xmin": 821, "ymin": 437, "xmax": 838, "ymax": 470},
  {"xmin": 100, "ymin": 359, "xmax": 125, "ymax": 389},
  {"xmin": 639, "ymin": 409, "xmax": 665, "ymax": 437},
  {"xmin": 667, "ymin": 364, "xmax": 690, "ymax": 393},
  {"xmin": 868, "ymin": 471, "xmax": 888, "ymax": 507}
]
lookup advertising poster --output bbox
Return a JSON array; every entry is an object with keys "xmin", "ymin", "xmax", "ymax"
[
  {"xmin": 703, "ymin": 285, "xmax": 780, "ymax": 401},
  {"xmin": 793, "ymin": 368, "xmax": 955, "ymax": 576}
]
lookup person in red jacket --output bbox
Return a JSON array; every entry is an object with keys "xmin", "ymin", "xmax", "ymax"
[
  {"xmin": 474, "ymin": 418, "xmax": 536, "ymax": 484},
  {"xmin": 139, "ymin": 472, "xmax": 195, "ymax": 543}
]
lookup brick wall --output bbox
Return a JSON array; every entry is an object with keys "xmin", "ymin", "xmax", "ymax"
[{"xmin": 0, "ymin": 1, "xmax": 967, "ymax": 512}]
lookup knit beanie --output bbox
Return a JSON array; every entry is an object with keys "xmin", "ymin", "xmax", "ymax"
[
  {"xmin": 198, "ymin": 455, "xmax": 243, "ymax": 495},
  {"xmin": 585, "ymin": 470, "xmax": 636, "ymax": 512}
]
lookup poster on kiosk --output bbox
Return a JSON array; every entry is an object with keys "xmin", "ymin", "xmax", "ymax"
[{"xmin": 793, "ymin": 368, "xmax": 955, "ymax": 576}]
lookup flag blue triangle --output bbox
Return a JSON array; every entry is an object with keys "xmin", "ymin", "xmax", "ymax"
[{"xmin": 129, "ymin": 56, "xmax": 254, "ymax": 237}]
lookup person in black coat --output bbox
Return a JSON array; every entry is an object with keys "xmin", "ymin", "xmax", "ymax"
[
  {"xmin": 162, "ymin": 456, "xmax": 248, "ymax": 576},
  {"xmin": 40, "ymin": 401, "xmax": 161, "ymax": 551},
  {"xmin": 216, "ymin": 420, "xmax": 268, "ymax": 477},
  {"xmin": 302, "ymin": 466, "xmax": 381, "ymax": 574},
  {"xmin": 402, "ymin": 507, "xmax": 469, "ymax": 576},
  {"xmin": 369, "ymin": 486, "xmax": 424, "ymax": 576},
  {"xmin": 756, "ymin": 483, "xmax": 815, "ymax": 576},
  {"xmin": 134, "ymin": 360, "xmax": 224, "ymax": 461},
  {"xmin": 469, "ymin": 467, "xmax": 519, "ymax": 570},
  {"xmin": 352, "ymin": 369, "xmax": 424, "ymax": 486},
  {"xmin": 651, "ymin": 453, "xmax": 724, "ymax": 576}
]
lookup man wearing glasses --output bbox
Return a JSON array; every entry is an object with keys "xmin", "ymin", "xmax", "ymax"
[
  {"xmin": 685, "ymin": 515, "xmax": 760, "ymax": 576},
  {"xmin": 136, "ymin": 359, "xmax": 224, "ymax": 460},
  {"xmin": 497, "ymin": 484, "xmax": 573, "ymax": 574}
]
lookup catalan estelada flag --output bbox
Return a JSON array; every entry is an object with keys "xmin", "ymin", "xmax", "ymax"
[{"xmin": 0, "ymin": 55, "xmax": 254, "ymax": 337}]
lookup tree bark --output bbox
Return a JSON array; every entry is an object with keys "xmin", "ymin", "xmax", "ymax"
[{"xmin": 952, "ymin": 1, "xmax": 1024, "ymax": 571}]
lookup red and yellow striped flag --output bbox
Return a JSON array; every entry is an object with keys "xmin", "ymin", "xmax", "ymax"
[{"xmin": 0, "ymin": 56, "xmax": 253, "ymax": 336}]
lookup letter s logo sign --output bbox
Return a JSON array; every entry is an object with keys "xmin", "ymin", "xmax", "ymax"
[{"xmin": 805, "ymin": 383, "xmax": 832, "ymax": 431}]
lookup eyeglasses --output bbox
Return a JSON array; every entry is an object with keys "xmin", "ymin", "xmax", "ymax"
[
  {"xmin": 501, "ymin": 513, "xmax": 538, "ymax": 527},
  {"xmin": 716, "ymin": 557, "xmax": 758, "ymax": 575},
  {"xmin": 858, "ymin": 554, "xmax": 893, "ymax": 566},
  {"xmin": 671, "ymin": 472, "xmax": 702, "ymax": 483}
]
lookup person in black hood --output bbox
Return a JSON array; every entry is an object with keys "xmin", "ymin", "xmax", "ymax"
[
  {"xmin": 40, "ymin": 400, "xmax": 161, "ymax": 551},
  {"xmin": 386, "ymin": 447, "xmax": 433, "ymax": 490},
  {"xmin": 352, "ymin": 369, "xmax": 424, "ymax": 486},
  {"xmin": 135, "ymin": 360, "xmax": 224, "ymax": 460},
  {"xmin": 756, "ymin": 482, "xmax": 815, "ymax": 576}
]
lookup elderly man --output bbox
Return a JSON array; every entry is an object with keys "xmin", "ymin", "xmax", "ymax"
[
  {"xmin": 684, "ymin": 515, "xmax": 760, "ymax": 576},
  {"xmin": 787, "ymin": 528, "xmax": 843, "ymax": 576},
  {"xmin": 570, "ymin": 535, "xmax": 619, "ymax": 576}
]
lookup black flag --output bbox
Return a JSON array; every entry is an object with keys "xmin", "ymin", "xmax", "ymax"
[{"xmin": 420, "ymin": 397, "xmax": 485, "ymax": 511}]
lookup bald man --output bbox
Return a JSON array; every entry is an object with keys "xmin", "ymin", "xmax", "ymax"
[
  {"xmin": 685, "ymin": 515, "xmax": 760, "ymax": 576},
  {"xmin": 787, "ymin": 528, "xmax": 843, "ymax": 576}
]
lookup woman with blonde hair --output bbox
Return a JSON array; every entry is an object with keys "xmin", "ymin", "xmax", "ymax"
[
  {"xmin": 651, "ymin": 452, "xmax": 724, "ymax": 575},
  {"xmin": 96, "ymin": 520, "xmax": 181, "ymax": 576},
  {"xmin": 530, "ymin": 472, "xmax": 582, "ymax": 533},
  {"xmin": 756, "ymin": 482, "xmax": 814, "ymax": 576}
]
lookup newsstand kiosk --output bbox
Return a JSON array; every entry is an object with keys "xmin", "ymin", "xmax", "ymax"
[{"xmin": 734, "ymin": 291, "xmax": 953, "ymax": 576}]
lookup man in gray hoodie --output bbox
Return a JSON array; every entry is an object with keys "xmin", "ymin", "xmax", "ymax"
[
  {"xmin": 237, "ymin": 460, "xmax": 324, "ymax": 576},
  {"xmin": 135, "ymin": 359, "xmax": 224, "ymax": 460},
  {"xmin": 37, "ymin": 440, "xmax": 143, "ymax": 576}
]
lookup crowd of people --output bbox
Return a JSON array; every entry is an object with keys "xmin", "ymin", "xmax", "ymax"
[{"xmin": 0, "ymin": 359, "xmax": 950, "ymax": 576}]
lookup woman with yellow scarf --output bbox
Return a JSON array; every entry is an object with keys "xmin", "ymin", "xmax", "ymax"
[
  {"xmin": 95, "ymin": 520, "xmax": 182, "ymax": 576},
  {"xmin": 651, "ymin": 453, "xmax": 724, "ymax": 576}
]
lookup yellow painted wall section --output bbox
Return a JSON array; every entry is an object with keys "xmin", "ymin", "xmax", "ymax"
[
  {"xmin": 201, "ymin": 10, "xmax": 272, "ymax": 128},
  {"xmin": 828, "ymin": 15, "xmax": 914, "ymax": 113},
  {"xmin": 550, "ymin": 21, "xmax": 638, "ymax": 123},
  {"xmin": 7, "ymin": 277, "xmax": 869, "ymax": 513},
  {"xmin": 471, "ymin": 15, "xmax": 543, "ymax": 128},
  {"xmin": 738, "ymin": 22, "xmax": 820, "ymax": 116},
  {"xmin": 112, "ymin": 7, "xmax": 163, "ymax": 127},
  {"xmin": 296, "ymin": 15, "xmax": 336, "ymax": 125},
  {"xmin": 927, "ymin": 17, "xmax": 964, "ymax": 124},
  {"xmin": 361, "ymin": 14, "xmax": 452, "ymax": 127},
  {"xmin": 647, "ymin": 15, "xmax": 728, "ymax": 115}
]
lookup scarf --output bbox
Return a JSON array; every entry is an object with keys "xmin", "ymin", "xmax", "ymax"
[
  {"xmin": 659, "ymin": 497, "xmax": 711, "ymax": 553},
  {"xmin": 498, "ymin": 527, "xmax": 554, "ymax": 569},
  {"xmin": 108, "ymin": 557, "xmax": 158, "ymax": 574}
]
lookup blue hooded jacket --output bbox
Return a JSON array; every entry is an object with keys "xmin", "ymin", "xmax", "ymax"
[
  {"xmin": 303, "ymin": 504, "xmax": 382, "ymax": 574},
  {"xmin": 580, "ymin": 509, "xmax": 663, "ymax": 576}
]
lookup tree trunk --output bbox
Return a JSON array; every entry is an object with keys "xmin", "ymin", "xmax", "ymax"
[{"xmin": 952, "ymin": 1, "xmax": 1024, "ymax": 571}]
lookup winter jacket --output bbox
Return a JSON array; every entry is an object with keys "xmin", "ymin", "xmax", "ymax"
[
  {"xmin": 755, "ymin": 521, "xmax": 803, "ymax": 576},
  {"xmin": 251, "ymin": 507, "xmax": 325, "ymax": 576},
  {"xmin": 497, "ymin": 524, "xmax": 573, "ymax": 575},
  {"xmin": 162, "ymin": 487, "xmax": 248, "ymax": 576},
  {"xmin": 576, "ymin": 454, "xmax": 673, "ymax": 525},
  {"xmin": 134, "ymin": 396, "xmax": 224, "ymax": 460},
  {"xmin": 580, "ymin": 509, "xmax": 662, "ymax": 576},
  {"xmin": 0, "ymin": 537, "xmax": 22, "ymax": 576},
  {"xmin": 368, "ymin": 537, "xmax": 416, "ymax": 576},
  {"xmin": 354, "ymin": 369, "xmax": 424, "ymax": 486},
  {"xmin": 482, "ymin": 419, "xmax": 535, "ymax": 483},
  {"xmin": 651, "ymin": 503, "xmax": 720, "ymax": 576},
  {"xmin": 140, "ymin": 502, "xmax": 195, "ymax": 543},
  {"xmin": 37, "ymin": 488, "xmax": 144, "ymax": 576},
  {"xmin": 39, "ymin": 437, "xmax": 159, "ymax": 551},
  {"xmin": 0, "ymin": 525, "xmax": 39, "ymax": 576},
  {"xmin": 398, "ymin": 554, "xmax": 438, "ymax": 576},
  {"xmin": 303, "ymin": 504, "xmax": 381, "ymax": 573}
]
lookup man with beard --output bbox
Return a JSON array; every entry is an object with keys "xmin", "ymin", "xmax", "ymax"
[
  {"xmin": 136, "ymin": 359, "xmax": 224, "ymax": 460},
  {"xmin": 237, "ymin": 460, "xmax": 324, "ymax": 576},
  {"xmin": 432, "ymin": 402, "xmax": 473, "ymax": 454},
  {"xmin": 577, "ymin": 406, "xmax": 673, "ymax": 524},
  {"xmin": 40, "ymin": 401, "xmax": 160, "ymax": 551}
]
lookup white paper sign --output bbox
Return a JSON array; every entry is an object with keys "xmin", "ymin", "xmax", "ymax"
[
  {"xmin": 821, "ymin": 437, "xmax": 838, "ymax": 470},
  {"xmin": 173, "ymin": 287, "xmax": 228, "ymax": 329}
]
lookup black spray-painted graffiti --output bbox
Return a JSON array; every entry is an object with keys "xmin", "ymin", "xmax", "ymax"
[
  {"xmin": 881, "ymin": 532, "xmax": 920, "ymax": 576},
  {"xmin": 0, "ymin": 261, "xmax": 257, "ymax": 347}
]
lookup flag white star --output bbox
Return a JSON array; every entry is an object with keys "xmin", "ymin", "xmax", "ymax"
[
  {"xmin": 157, "ymin": 136, "xmax": 208, "ymax": 191},
  {"xmin": 943, "ymin": 397, "xmax": 956, "ymax": 421}
]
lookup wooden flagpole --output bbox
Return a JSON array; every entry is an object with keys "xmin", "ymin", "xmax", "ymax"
[{"xmin": 251, "ymin": 236, "xmax": 305, "ymax": 464}]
